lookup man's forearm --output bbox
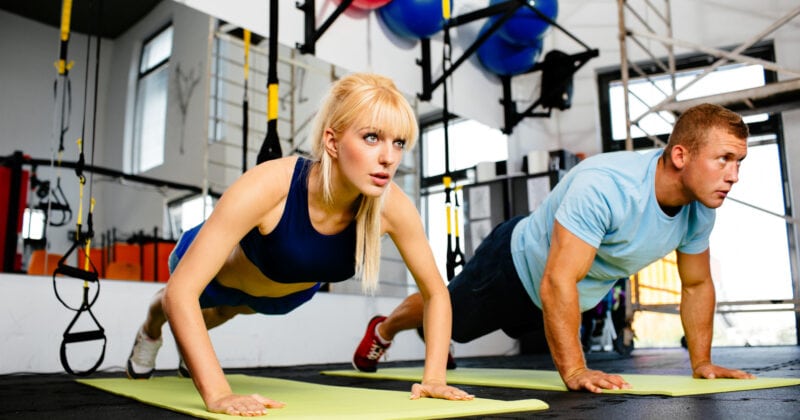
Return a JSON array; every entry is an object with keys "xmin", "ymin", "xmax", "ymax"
[
  {"xmin": 680, "ymin": 279, "xmax": 716, "ymax": 369},
  {"xmin": 541, "ymin": 276, "xmax": 586, "ymax": 379}
]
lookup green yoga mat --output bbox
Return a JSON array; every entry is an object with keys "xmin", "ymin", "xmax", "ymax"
[
  {"xmin": 320, "ymin": 367, "xmax": 800, "ymax": 397},
  {"xmin": 77, "ymin": 374, "xmax": 548, "ymax": 419}
]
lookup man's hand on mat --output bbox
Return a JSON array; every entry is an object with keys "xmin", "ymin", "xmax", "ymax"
[
  {"xmin": 692, "ymin": 362, "xmax": 756, "ymax": 380},
  {"xmin": 410, "ymin": 382, "xmax": 475, "ymax": 400},
  {"xmin": 563, "ymin": 368, "xmax": 632, "ymax": 393},
  {"xmin": 208, "ymin": 393, "xmax": 285, "ymax": 417}
]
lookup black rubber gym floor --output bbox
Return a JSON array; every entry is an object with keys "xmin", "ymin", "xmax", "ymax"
[{"xmin": 1, "ymin": 346, "xmax": 798, "ymax": 419}]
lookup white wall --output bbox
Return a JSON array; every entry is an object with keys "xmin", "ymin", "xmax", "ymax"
[{"xmin": 0, "ymin": 273, "xmax": 515, "ymax": 374}]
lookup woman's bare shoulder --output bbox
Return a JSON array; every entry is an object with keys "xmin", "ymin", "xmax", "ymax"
[{"xmin": 381, "ymin": 182, "xmax": 420, "ymax": 233}]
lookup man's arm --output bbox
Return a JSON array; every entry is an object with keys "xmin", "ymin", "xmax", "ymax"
[
  {"xmin": 677, "ymin": 250, "xmax": 755, "ymax": 379},
  {"xmin": 540, "ymin": 221, "xmax": 631, "ymax": 392}
]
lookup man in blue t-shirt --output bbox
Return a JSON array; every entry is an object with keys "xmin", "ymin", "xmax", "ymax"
[{"xmin": 354, "ymin": 103, "xmax": 756, "ymax": 392}]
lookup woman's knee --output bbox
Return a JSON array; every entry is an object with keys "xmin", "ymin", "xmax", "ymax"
[{"xmin": 214, "ymin": 305, "xmax": 253, "ymax": 320}]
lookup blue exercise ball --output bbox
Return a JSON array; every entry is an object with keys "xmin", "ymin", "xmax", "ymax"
[
  {"xmin": 477, "ymin": 22, "xmax": 543, "ymax": 76},
  {"xmin": 490, "ymin": 0, "xmax": 558, "ymax": 47},
  {"xmin": 378, "ymin": 0, "xmax": 452, "ymax": 40}
]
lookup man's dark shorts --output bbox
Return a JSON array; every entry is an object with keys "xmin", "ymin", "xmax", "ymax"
[{"xmin": 449, "ymin": 215, "xmax": 544, "ymax": 343}]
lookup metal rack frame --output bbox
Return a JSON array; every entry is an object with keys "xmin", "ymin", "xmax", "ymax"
[{"xmin": 616, "ymin": 0, "xmax": 800, "ymax": 342}]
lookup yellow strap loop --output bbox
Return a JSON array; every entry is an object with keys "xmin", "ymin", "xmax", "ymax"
[
  {"xmin": 54, "ymin": 60, "xmax": 75, "ymax": 75},
  {"xmin": 445, "ymin": 204, "xmax": 452, "ymax": 235},
  {"xmin": 442, "ymin": 0, "xmax": 450, "ymax": 20},
  {"xmin": 82, "ymin": 198, "xmax": 96, "ymax": 275},
  {"xmin": 454, "ymin": 185, "xmax": 462, "ymax": 237},
  {"xmin": 55, "ymin": 0, "xmax": 74, "ymax": 75},
  {"xmin": 60, "ymin": 0, "xmax": 72, "ymax": 41},
  {"xmin": 75, "ymin": 138, "xmax": 85, "ymax": 242},
  {"xmin": 268, "ymin": 83, "xmax": 279, "ymax": 121},
  {"xmin": 443, "ymin": 176, "xmax": 453, "ymax": 235},
  {"xmin": 243, "ymin": 30, "xmax": 251, "ymax": 81}
]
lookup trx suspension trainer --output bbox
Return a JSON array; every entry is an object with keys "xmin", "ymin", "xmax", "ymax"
[
  {"xmin": 51, "ymin": 0, "xmax": 106, "ymax": 376},
  {"xmin": 256, "ymin": 0, "xmax": 283, "ymax": 164},
  {"xmin": 441, "ymin": 1, "xmax": 465, "ymax": 280}
]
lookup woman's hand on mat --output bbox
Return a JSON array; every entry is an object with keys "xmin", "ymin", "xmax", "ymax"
[
  {"xmin": 410, "ymin": 382, "xmax": 475, "ymax": 400},
  {"xmin": 693, "ymin": 362, "xmax": 756, "ymax": 380},
  {"xmin": 208, "ymin": 393, "xmax": 285, "ymax": 417},
  {"xmin": 563, "ymin": 368, "xmax": 632, "ymax": 393}
]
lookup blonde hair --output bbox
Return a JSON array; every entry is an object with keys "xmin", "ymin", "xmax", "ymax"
[
  {"xmin": 310, "ymin": 73, "xmax": 418, "ymax": 293},
  {"xmin": 664, "ymin": 103, "xmax": 748, "ymax": 159}
]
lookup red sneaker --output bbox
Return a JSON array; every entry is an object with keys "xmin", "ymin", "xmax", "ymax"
[{"xmin": 353, "ymin": 315, "xmax": 390, "ymax": 372}]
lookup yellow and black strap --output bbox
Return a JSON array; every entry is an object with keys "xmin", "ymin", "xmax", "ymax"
[
  {"xmin": 257, "ymin": 0, "xmax": 283, "ymax": 164},
  {"xmin": 242, "ymin": 29, "xmax": 251, "ymax": 172}
]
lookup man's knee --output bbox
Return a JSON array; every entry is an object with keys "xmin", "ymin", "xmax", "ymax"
[{"xmin": 451, "ymin": 321, "xmax": 483, "ymax": 344}]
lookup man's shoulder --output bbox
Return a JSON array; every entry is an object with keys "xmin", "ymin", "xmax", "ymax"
[
  {"xmin": 570, "ymin": 150, "xmax": 658, "ymax": 186},
  {"xmin": 580, "ymin": 149, "xmax": 658, "ymax": 169}
]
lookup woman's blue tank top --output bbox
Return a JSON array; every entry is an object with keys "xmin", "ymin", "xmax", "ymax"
[{"xmin": 238, "ymin": 157, "xmax": 357, "ymax": 283}]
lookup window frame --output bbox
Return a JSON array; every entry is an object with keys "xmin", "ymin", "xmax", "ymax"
[
  {"xmin": 131, "ymin": 22, "xmax": 174, "ymax": 174},
  {"xmin": 596, "ymin": 40, "xmax": 780, "ymax": 152}
]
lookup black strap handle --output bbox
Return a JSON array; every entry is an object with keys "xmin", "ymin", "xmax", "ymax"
[{"xmin": 59, "ymin": 287, "xmax": 106, "ymax": 376}]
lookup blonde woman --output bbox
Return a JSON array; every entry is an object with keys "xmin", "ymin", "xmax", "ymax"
[{"xmin": 126, "ymin": 73, "xmax": 472, "ymax": 416}]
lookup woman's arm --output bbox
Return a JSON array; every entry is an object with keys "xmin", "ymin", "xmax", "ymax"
[
  {"xmin": 382, "ymin": 184, "xmax": 473, "ymax": 401},
  {"xmin": 163, "ymin": 157, "xmax": 294, "ymax": 415}
]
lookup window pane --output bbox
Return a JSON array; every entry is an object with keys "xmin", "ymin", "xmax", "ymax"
[
  {"xmin": 713, "ymin": 144, "xmax": 795, "ymax": 346},
  {"xmin": 676, "ymin": 64, "xmax": 764, "ymax": 100},
  {"xmin": 133, "ymin": 66, "xmax": 168, "ymax": 172},
  {"xmin": 140, "ymin": 26, "xmax": 173, "ymax": 73},
  {"xmin": 609, "ymin": 64, "xmax": 768, "ymax": 140},
  {"xmin": 181, "ymin": 195, "xmax": 214, "ymax": 232},
  {"xmin": 22, "ymin": 208, "xmax": 45, "ymax": 240},
  {"xmin": 167, "ymin": 195, "xmax": 215, "ymax": 238},
  {"xmin": 711, "ymin": 143, "xmax": 792, "ymax": 301},
  {"xmin": 423, "ymin": 119, "xmax": 508, "ymax": 177}
]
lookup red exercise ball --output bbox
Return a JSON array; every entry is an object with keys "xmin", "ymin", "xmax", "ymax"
[{"xmin": 337, "ymin": 0, "xmax": 393, "ymax": 10}]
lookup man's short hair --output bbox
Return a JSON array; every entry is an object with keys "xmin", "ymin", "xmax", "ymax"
[{"xmin": 665, "ymin": 103, "xmax": 749, "ymax": 156}]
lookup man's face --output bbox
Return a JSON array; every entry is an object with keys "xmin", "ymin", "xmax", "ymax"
[{"xmin": 682, "ymin": 128, "xmax": 748, "ymax": 209}]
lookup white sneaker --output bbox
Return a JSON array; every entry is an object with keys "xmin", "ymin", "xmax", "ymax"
[{"xmin": 126, "ymin": 327, "xmax": 162, "ymax": 379}]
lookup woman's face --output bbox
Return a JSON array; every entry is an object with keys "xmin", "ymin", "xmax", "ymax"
[{"xmin": 328, "ymin": 121, "xmax": 408, "ymax": 198}]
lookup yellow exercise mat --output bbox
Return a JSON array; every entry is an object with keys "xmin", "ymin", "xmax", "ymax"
[
  {"xmin": 77, "ymin": 374, "xmax": 548, "ymax": 419},
  {"xmin": 320, "ymin": 367, "xmax": 800, "ymax": 397}
]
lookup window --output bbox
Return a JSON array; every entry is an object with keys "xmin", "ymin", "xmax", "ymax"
[
  {"xmin": 420, "ymin": 116, "xmax": 509, "ymax": 282},
  {"xmin": 208, "ymin": 29, "xmax": 227, "ymax": 144},
  {"xmin": 607, "ymin": 64, "xmax": 767, "ymax": 142},
  {"xmin": 166, "ymin": 194, "xmax": 215, "ymax": 238},
  {"xmin": 597, "ymin": 41, "xmax": 778, "ymax": 151},
  {"xmin": 597, "ymin": 41, "xmax": 797, "ymax": 346},
  {"xmin": 22, "ymin": 208, "xmax": 45, "ymax": 240},
  {"xmin": 421, "ymin": 119, "xmax": 509, "ymax": 178},
  {"xmin": 132, "ymin": 24, "xmax": 173, "ymax": 173}
]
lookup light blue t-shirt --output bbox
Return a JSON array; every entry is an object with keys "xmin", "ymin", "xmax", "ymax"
[{"xmin": 510, "ymin": 149, "xmax": 715, "ymax": 311}]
